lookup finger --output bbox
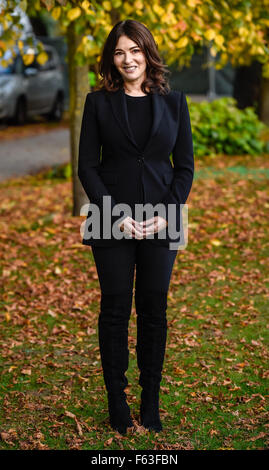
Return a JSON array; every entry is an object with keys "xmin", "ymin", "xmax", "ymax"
[
  {"xmin": 127, "ymin": 223, "xmax": 144, "ymax": 239},
  {"xmin": 142, "ymin": 228, "xmax": 156, "ymax": 236},
  {"xmin": 139, "ymin": 217, "xmax": 154, "ymax": 227},
  {"xmin": 143, "ymin": 223, "xmax": 160, "ymax": 235},
  {"xmin": 132, "ymin": 221, "xmax": 143, "ymax": 233},
  {"xmin": 134, "ymin": 227, "xmax": 145, "ymax": 238},
  {"xmin": 143, "ymin": 217, "xmax": 156, "ymax": 226}
]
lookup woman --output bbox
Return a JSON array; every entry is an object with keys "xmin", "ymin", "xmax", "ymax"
[{"xmin": 78, "ymin": 19, "xmax": 194, "ymax": 435}]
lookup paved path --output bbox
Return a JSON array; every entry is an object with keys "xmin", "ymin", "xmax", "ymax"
[{"xmin": 0, "ymin": 129, "xmax": 70, "ymax": 182}]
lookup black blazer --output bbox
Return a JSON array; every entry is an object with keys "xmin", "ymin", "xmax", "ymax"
[{"xmin": 78, "ymin": 86, "xmax": 194, "ymax": 248}]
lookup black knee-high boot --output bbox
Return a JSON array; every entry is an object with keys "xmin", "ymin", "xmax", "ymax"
[
  {"xmin": 98, "ymin": 292, "xmax": 134, "ymax": 435},
  {"xmin": 135, "ymin": 290, "xmax": 168, "ymax": 432}
]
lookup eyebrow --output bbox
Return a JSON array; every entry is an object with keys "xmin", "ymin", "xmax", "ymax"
[{"xmin": 114, "ymin": 46, "xmax": 140, "ymax": 52}]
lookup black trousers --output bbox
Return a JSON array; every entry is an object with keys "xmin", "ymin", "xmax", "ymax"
[
  {"xmin": 91, "ymin": 239, "xmax": 178, "ymax": 295},
  {"xmin": 91, "ymin": 239, "xmax": 178, "ymax": 399}
]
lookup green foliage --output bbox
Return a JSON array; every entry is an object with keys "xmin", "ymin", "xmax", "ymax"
[
  {"xmin": 189, "ymin": 97, "xmax": 268, "ymax": 157},
  {"xmin": 1, "ymin": 1, "xmax": 269, "ymax": 76},
  {"xmin": 88, "ymin": 70, "xmax": 96, "ymax": 87},
  {"xmin": 41, "ymin": 162, "xmax": 72, "ymax": 180}
]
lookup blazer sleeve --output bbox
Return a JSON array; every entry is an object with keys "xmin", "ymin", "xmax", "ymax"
[
  {"xmin": 78, "ymin": 92, "xmax": 122, "ymax": 224},
  {"xmin": 160, "ymin": 91, "xmax": 194, "ymax": 211}
]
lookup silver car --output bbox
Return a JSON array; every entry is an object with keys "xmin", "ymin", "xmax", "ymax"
[{"xmin": 0, "ymin": 44, "xmax": 65, "ymax": 124}]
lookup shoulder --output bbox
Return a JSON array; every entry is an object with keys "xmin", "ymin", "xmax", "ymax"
[
  {"xmin": 161, "ymin": 88, "xmax": 184, "ymax": 105},
  {"xmin": 87, "ymin": 89, "xmax": 106, "ymax": 97},
  {"xmin": 85, "ymin": 89, "xmax": 105, "ymax": 100},
  {"xmin": 84, "ymin": 89, "xmax": 107, "ymax": 109},
  {"xmin": 165, "ymin": 89, "xmax": 190, "ymax": 113},
  {"xmin": 160, "ymin": 89, "xmax": 184, "ymax": 115}
]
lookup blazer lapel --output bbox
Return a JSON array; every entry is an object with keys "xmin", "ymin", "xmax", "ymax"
[{"xmin": 108, "ymin": 87, "xmax": 165, "ymax": 154}]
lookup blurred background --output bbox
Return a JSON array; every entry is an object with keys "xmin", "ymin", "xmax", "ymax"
[{"xmin": 0, "ymin": 2, "xmax": 268, "ymax": 214}]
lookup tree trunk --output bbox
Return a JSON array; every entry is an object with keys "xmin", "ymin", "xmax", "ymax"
[
  {"xmin": 67, "ymin": 21, "xmax": 90, "ymax": 217},
  {"xmin": 260, "ymin": 77, "xmax": 269, "ymax": 124}
]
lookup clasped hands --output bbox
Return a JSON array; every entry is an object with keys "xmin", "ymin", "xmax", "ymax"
[{"xmin": 117, "ymin": 215, "xmax": 168, "ymax": 239}]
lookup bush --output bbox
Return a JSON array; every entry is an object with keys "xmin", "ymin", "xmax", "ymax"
[
  {"xmin": 188, "ymin": 96, "xmax": 268, "ymax": 157},
  {"xmin": 41, "ymin": 162, "xmax": 72, "ymax": 180}
]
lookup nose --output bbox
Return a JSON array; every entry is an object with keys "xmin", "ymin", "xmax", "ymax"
[{"xmin": 123, "ymin": 52, "xmax": 134, "ymax": 65}]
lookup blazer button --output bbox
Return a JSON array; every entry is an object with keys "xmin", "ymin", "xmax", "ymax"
[{"xmin": 138, "ymin": 157, "xmax": 144, "ymax": 163}]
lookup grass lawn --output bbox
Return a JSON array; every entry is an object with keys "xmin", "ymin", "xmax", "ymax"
[{"xmin": 0, "ymin": 153, "xmax": 268, "ymax": 450}]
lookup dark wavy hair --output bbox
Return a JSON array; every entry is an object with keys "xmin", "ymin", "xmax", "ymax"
[{"xmin": 97, "ymin": 19, "xmax": 171, "ymax": 95}]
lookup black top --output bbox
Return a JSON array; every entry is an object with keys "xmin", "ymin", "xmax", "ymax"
[{"xmin": 125, "ymin": 93, "xmax": 152, "ymax": 152}]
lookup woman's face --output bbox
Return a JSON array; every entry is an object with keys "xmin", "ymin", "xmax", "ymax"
[{"xmin": 113, "ymin": 35, "xmax": 147, "ymax": 85}]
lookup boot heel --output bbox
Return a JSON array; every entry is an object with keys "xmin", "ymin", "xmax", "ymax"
[
  {"xmin": 140, "ymin": 389, "xmax": 162, "ymax": 432},
  {"xmin": 108, "ymin": 392, "xmax": 134, "ymax": 435}
]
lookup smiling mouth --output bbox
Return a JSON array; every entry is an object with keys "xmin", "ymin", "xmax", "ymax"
[{"xmin": 123, "ymin": 66, "xmax": 137, "ymax": 72}]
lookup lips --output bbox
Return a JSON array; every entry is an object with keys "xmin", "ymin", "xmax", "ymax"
[{"xmin": 124, "ymin": 66, "xmax": 137, "ymax": 72}]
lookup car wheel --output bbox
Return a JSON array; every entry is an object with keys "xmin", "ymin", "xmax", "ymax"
[
  {"xmin": 47, "ymin": 94, "xmax": 64, "ymax": 122},
  {"xmin": 14, "ymin": 97, "xmax": 27, "ymax": 125}
]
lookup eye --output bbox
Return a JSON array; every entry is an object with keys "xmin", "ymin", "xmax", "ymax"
[{"xmin": 114, "ymin": 49, "xmax": 140, "ymax": 55}]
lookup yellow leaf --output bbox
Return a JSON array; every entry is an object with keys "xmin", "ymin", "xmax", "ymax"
[
  {"xmin": 112, "ymin": 0, "xmax": 122, "ymax": 7},
  {"xmin": 205, "ymin": 29, "xmax": 216, "ymax": 41},
  {"xmin": 176, "ymin": 37, "xmax": 188, "ymax": 48},
  {"xmin": 81, "ymin": 0, "xmax": 90, "ymax": 10},
  {"xmin": 261, "ymin": 19, "xmax": 269, "ymax": 27},
  {"xmin": 77, "ymin": 375, "xmax": 89, "ymax": 383},
  {"xmin": 153, "ymin": 4, "xmax": 165, "ymax": 16},
  {"xmin": 215, "ymin": 34, "xmax": 224, "ymax": 47},
  {"xmin": 187, "ymin": 0, "xmax": 199, "ymax": 7},
  {"xmin": 22, "ymin": 54, "xmax": 35, "ymax": 66},
  {"xmin": 103, "ymin": 1, "xmax": 112, "ymax": 11},
  {"xmin": 211, "ymin": 239, "xmax": 221, "ymax": 246},
  {"xmin": 2, "ymin": 269, "xmax": 10, "ymax": 276},
  {"xmin": 134, "ymin": 0, "xmax": 143, "ymax": 9},
  {"xmin": 19, "ymin": 0, "xmax": 27, "ymax": 12},
  {"xmin": 51, "ymin": 7, "xmax": 61, "ymax": 21},
  {"xmin": 256, "ymin": 46, "xmax": 265, "ymax": 55},
  {"xmin": 36, "ymin": 51, "xmax": 49, "ymax": 65},
  {"xmin": 67, "ymin": 7, "xmax": 81, "ymax": 21},
  {"xmin": 123, "ymin": 2, "xmax": 134, "ymax": 15},
  {"xmin": 65, "ymin": 410, "xmax": 76, "ymax": 419},
  {"xmin": 18, "ymin": 40, "xmax": 24, "ymax": 51},
  {"xmin": 82, "ymin": 35, "xmax": 89, "ymax": 45},
  {"xmin": 210, "ymin": 46, "xmax": 217, "ymax": 57},
  {"xmin": 5, "ymin": 312, "xmax": 11, "ymax": 322},
  {"xmin": 34, "ymin": 0, "xmax": 41, "ymax": 10},
  {"xmin": 220, "ymin": 53, "xmax": 228, "ymax": 63},
  {"xmin": 239, "ymin": 27, "xmax": 248, "ymax": 37},
  {"xmin": 174, "ymin": 367, "xmax": 186, "ymax": 375},
  {"xmin": 231, "ymin": 10, "xmax": 242, "ymax": 19},
  {"xmin": 169, "ymin": 29, "xmax": 180, "ymax": 40}
]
